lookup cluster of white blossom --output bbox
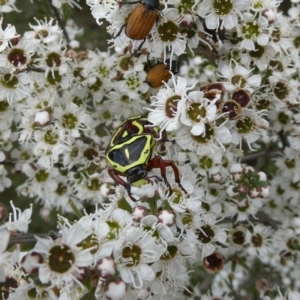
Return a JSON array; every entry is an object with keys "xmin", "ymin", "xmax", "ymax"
[{"xmin": 0, "ymin": 0, "xmax": 300, "ymax": 299}]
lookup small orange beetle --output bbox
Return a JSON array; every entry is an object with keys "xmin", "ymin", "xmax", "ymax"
[
  {"xmin": 114, "ymin": 0, "xmax": 160, "ymax": 52},
  {"xmin": 146, "ymin": 57, "xmax": 179, "ymax": 88}
]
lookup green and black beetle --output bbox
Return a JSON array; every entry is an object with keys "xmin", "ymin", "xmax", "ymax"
[{"xmin": 105, "ymin": 116, "xmax": 187, "ymax": 201}]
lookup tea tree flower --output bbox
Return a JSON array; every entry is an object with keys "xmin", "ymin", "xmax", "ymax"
[
  {"xmin": 53, "ymin": 102, "xmax": 90, "ymax": 143},
  {"xmin": 25, "ymin": 18, "xmax": 62, "ymax": 45},
  {"xmin": 176, "ymin": 122, "xmax": 232, "ymax": 155},
  {"xmin": 0, "ymin": 69, "xmax": 30, "ymax": 103},
  {"xmin": 219, "ymin": 64, "xmax": 262, "ymax": 94},
  {"xmin": 238, "ymin": 13, "xmax": 270, "ymax": 51},
  {"xmin": 151, "ymin": 8, "xmax": 187, "ymax": 61},
  {"xmin": 147, "ymin": 76, "xmax": 191, "ymax": 133},
  {"xmin": 245, "ymin": 224, "xmax": 273, "ymax": 259},
  {"xmin": 180, "ymin": 90, "xmax": 219, "ymax": 135},
  {"xmin": 0, "ymin": 0, "xmax": 300, "ymax": 298},
  {"xmin": 0, "ymin": 18, "xmax": 19, "ymax": 52},
  {"xmin": 197, "ymin": 0, "xmax": 248, "ymax": 30},
  {"xmin": 229, "ymin": 109, "xmax": 269, "ymax": 150},
  {"xmin": 32, "ymin": 223, "xmax": 93, "ymax": 288}
]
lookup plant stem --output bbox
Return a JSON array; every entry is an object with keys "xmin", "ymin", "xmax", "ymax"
[
  {"xmin": 48, "ymin": 0, "xmax": 71, "ymax": 45},
  {"xmin": 7, "ymin": 231, "xmax": 61, "ymax": 249}
]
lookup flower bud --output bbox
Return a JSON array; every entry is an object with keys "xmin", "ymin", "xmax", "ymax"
[
  {"xmin": 105, "ymin": 279, "xmax": 127, "ymax": 300},
  {"xmin": 259, "ymin": 186, "xmax": 270, "ymax": 198},
  {"xmin": 226, "ymin": 185, "xmax": 238, "ymax": 197},
  {"xmin": 21, "ymin": 252, "xmax": 43, "ymax": 274},
  {"xmin": 158, "ymin": 210, "xmax": 175, "ymax": 226},
  {"xmin": 230, "ymin": 164, "xmax": 243, "ymax": 182},
  {"xmin": 34, "ymin": 111, "xmax": 51, "ymax": 126},
  {"xmin": 249, "ymin": 187, "xmax": 260, "ymax": 198},
  {"xmin": 262, "ymin": 9, "xmax": 277, "ymax": 23},
  {"xmin": 257, "ymin": 171, "xmax": 267, "ymax": 181},
  {"xmin": 132, "ymin": 205, "xmax": 148, "ymax": 222},
  {"xmin": 72, "ymin": 267, "xmax": 89, "ymax": 281},
  {"xmin": 96, "ymin": 257, "xmax": 117, "ymax": 279}
]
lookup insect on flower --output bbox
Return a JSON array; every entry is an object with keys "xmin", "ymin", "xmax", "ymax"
[
  {"xmin": 105, "ymin": 116, "xmax": 187, "ymax": 201},
  {"xmin": 114, "ymin": 0, "xmax": 160, "ymax": 56},
  {"xmin": 146, "ymin": 56, "xmax": 179, "ymax": 88}
]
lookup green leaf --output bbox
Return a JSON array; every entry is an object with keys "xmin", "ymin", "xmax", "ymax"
[
  {"xmin": 238, "ymin": 193, "xmax": 246, "ymax": 201},
  {"xmin": 117, "ymin": 197, "xmax": 132, "ymax": 213},
  {"xmin": 231, "ymin": 259, "xmax": 236, "ymax": 272},
  {"xmin": 69, "ymin": 200, "xmax": 84, "ymax": 218},
  {"xmin": 80, "ymin": 289, "xmax": 97, "ymax": 300},
  {"xmin": 239, "ymin": 259, "xmax": 250, "ymax": 271}
]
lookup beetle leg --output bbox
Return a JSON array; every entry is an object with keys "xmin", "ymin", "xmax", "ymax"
[
  {"xmin": 155, "ymin": 12, "xmax": 159, "ymax": 26},
  {"xmin": 147, "ymin": 52, "xmax": 153, "ymax": 68},
  {"xmin": 108, "ymin": 168, "xmax": 140, "ymax": 201},
  {"xmin": 146, "ymin": 156, "xmax": 173, "ymax": 196},
  {"xmin": 146, "ymin": 156, "xmax": 188, "ymax": 195},
  {"xmin": 108, "ymin": 167, "xmax": 131, "ymax": 193},
  {"xmin": 145, "ymin": 175, "xmax": 163, "ymax": 184},
  {"xmin": 112, "ymin": 23, "xmax": 126, "ymax": 39},
  {"xmin": 161, "ymin": 160, "xmax": 188, "ymax": 195},
  {"xmin": 126, "ymin": 38, "xmax": 146, "ymax": 66},
  {"xmin": 115, "ymin": 0, "xmax": 140, "ymax": 4}
]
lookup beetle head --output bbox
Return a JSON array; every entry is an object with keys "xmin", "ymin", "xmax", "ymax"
[{"xmin": 143, "ymin": 0, "xmax": 160, "ymax": 10}]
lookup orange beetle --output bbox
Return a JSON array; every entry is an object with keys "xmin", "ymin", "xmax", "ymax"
[
  {"xmin": 114, "ymin": 0, "xmax": 160, "ymax": 52},
  {"xmin": 146, "ymin": 58, "xmax": 179, "ymax": 88},
  {"xmin": 126, "ymin": 2, "xmax": 158, "ymax": 40}
]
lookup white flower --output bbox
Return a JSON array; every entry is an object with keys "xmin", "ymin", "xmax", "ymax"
[
  {"xmin": 53, "ymin": 103, "xmax": 90, "ymax": 144},
  {"xmin": 245, "ymin": 224, "xmax": 273, "ymax": 259},
  {"xmin": 0, "ymin": 165, "xmax": 12, "ymax": 192},
  {"xmin": 228, "ymin": 109, "xmax": 269, "ymax": 150},
  {"xmin": 150, "ymin": 8, "xmax": 187, "ymax": 61},
  {"xmin": 219, "ymin": 64, "xmax": 261, "ymax": 94},
  {"xmin": 3, "ymin": 201, "xmax": 32, "ymax": 233},
  {"xmin": 197, "ymin": 0, "xmax": 248, "ymax": 30},
  {"xmin": 98, "ymin": 227, "xmax": 165, "ymax": 289},
  {"xmin": 17, "ymin": 164, "xmax": 59, "ymax": 200},
  {"xmin": 0, "ymin": 39, "xmax": 35, "ymax": 71},
  {"xmin": 268, "ymin": 14, "xmax": 293, "ymax": 54},
  {"xmin": 0, "ymin": 18, "xmax": 19, "ymax": 52},
  {"xmin": 86, "ymin": 0, "xmax": 118, "ymax": 25},
  {"xmin": 176, "ymin": 122, "xmax": 232, "ymax": 156},
  {"xmin": 0, "ymin": 0, "xmax": 20, "ymax": 13},
  {"xmin": 180, "ymin": 90, "xmax": 219, "ymax": 135},
  {"xmin": 114, "ymin": 70, "xmax": 149, "ymax": 101},
  {"xmin": 33, "ymin": 223, "xmax": 93, "ymax": 287},
  {"xmin": 147, "ymin": 76, "xmax": 191, "ymax": 133},
  {"xmin": 72, "ymin": 172, "xmax": 106, "ymax": 203},
  {"xmin": 186, "ymin": 215, "xmax": 228, "ymax": 258},
  {"xmin": 0, "ymin": 69, "xmax": 30, "ymax": 104},
  {"xmin": 34, "ymin": 42, "xmax": 70, "ymax": 78},
  {"xmin": 238, "ymin": 13, "xmax": 270, "ymax": 51},
  {"xmin": 179, "ymin": 56, "xmax": 205, "ymax": 85},
  {"xmin": 51, "ymin": 0, "xmax": 82, "ymax": 9},
  {"xmin": 25, "ymin": 18, "xmax": 62, "ymax": 45}
]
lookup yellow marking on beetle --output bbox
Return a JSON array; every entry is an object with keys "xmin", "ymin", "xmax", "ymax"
[
  {"xmin": 132, "ymin": 179, "xmax": 148, "ymax": 187},
  {"xmin": 132, "ymin": 120, "xmax": 144, "ymax": 134},
  {"xmin": 122, "ymin": 131, "xmax": 128, "ymax": 138},
  {"xmin": 125, "ymin": 148, "xmax": 130, "ymax": 160}
]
